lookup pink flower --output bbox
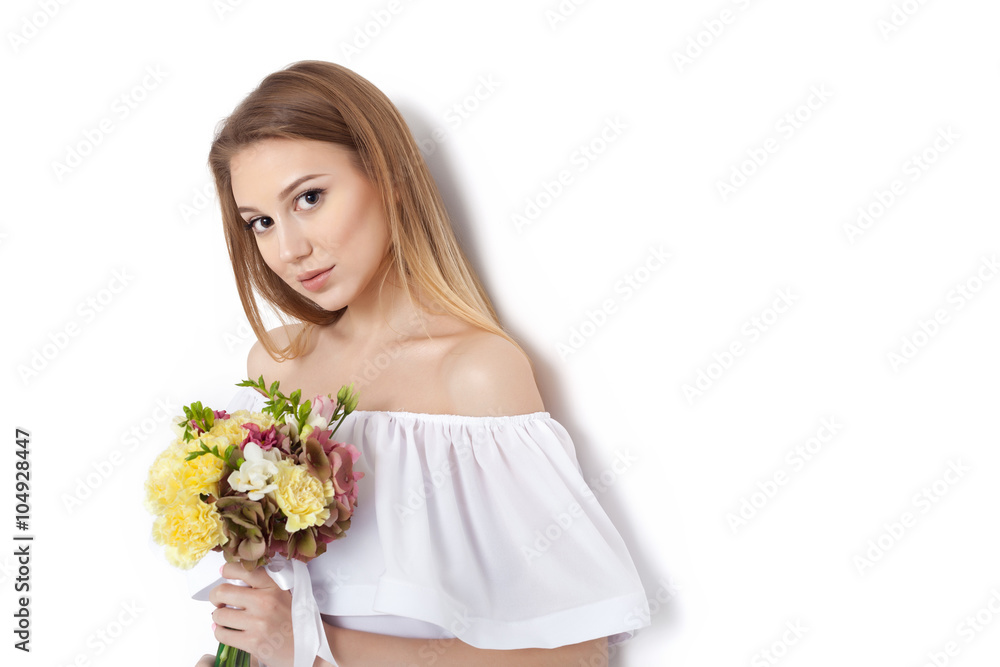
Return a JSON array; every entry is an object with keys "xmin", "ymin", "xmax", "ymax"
[
  {"xmin": 308, "ymin": 429, "xmax": 336, "ymax": 455},
  {"xmin": 306, "ymin": 395, "xmax": 337, "ymax": 429},
  {"xmin": 329, "ymin": 443, "xmax": 363, "ymax": 504},
  {"xmin": 188, "ymin": 410, "xmax": 231, "ymax": 436},
  {"xmin": 241, "ymin": 423, "xmax": 283, "ymax": 451}
]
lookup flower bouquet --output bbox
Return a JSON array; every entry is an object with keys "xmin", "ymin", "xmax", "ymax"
[{"xmin": 144, "ymin": 376, "xmax": 364, "ymax": 667}]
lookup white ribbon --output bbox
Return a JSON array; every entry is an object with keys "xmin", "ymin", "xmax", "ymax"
[{"xmin": 265, "ymin": 555, "xmax": 339, "ymax": 667}]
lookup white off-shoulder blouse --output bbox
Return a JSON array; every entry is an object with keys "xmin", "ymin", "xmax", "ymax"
[{"xmin": 186, "ymin": 385, "xmax": 650, "ymax": 650}]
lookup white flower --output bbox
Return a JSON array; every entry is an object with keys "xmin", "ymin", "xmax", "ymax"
[
  {"xmin": 304, "ymin": 411, "xmax": 329, "ymax": 431},
  {"xmin": 283, "ymin": 413, "xmax": 300, "ymax": 440},
  {"xmin": 283, "ymin": 413, "xmax": 321, "ymax": 442},
  {"xmin": 227, "ymin": 442, "xmax": 280, "ymax": 501}
]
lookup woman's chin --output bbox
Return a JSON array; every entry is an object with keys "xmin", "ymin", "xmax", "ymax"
[
  {"xmin": 302, "ymin": 289, "xmax": 350, "ymax": 313},
  {"xmin": 310, "ymin": 298, "xmax": 347, "ymax": 312}
]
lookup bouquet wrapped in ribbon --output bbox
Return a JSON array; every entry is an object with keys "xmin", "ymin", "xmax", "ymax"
[{"xmin": 144, "ymin": 376, "xmax": 364, "ymax": 667}]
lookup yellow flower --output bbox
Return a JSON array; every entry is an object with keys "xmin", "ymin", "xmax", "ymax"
[
  {"xmin": 151, "ymin": 497, "xmax": 227, "ymax": 569},
  {"xmin": 208, "ymin": 410, "xmax": 275, "ymax": 442},
  {"xmin": 272, "ymin": 459, "xmax": 334, "ymax": 532},
  {"xmin": 144, "ymin": 436, "xmax": 227, "ymax": 513},
  {"xmin": 181, "ymin": 436, "xmax": 227, "ymax": 496},
  {"xmin": 144, "ymin": 441, "xmax": 187, "ymax": 514}
]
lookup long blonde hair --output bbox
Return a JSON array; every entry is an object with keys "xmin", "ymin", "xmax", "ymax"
[{"xmin": 208, "ymin": 60, "xmax": 527, "ymax": 364}]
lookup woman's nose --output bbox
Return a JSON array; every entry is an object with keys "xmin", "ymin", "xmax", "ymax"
[{"xmin": 276, "ymin": 217, "xmax": 311, "ymax": 263}]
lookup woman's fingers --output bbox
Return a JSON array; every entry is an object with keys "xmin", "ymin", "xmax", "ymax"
[
  {"xmin": 209, "ymin": 563, "xmax": 277, "ymax": 611},
  {"xmin": 195, "ymin": 653, "xmax": 215, "ymax": 667},
  {"xmin": 209, "ymin": 582, "xmax": 252, "ymax": 609},
  {"xmin": 212, "ymin": 603, "xmax": 249, "ymax": 631}
]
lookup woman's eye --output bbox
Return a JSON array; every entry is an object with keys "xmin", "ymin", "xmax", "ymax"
[
  {"xmin": 296, "ymin": 189, "xmax": 324, "ymax": 210},
  {"xmin": 243, "ymin": 216, "xmax": 274, "ymax": 234}
]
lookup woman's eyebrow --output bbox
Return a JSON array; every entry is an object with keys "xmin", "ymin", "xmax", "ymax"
[{"xmin": 237, "ymin": 173, "xmax": 326, "ymax": 213}]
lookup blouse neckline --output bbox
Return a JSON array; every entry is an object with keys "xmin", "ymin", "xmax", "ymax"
[
  {"xmin": 351, "ymin": 409, "xmax": 552, "ymax": 426},
  {"xmin": 241, "ymin": 387, "xmax": 551, "ymax": 425}
]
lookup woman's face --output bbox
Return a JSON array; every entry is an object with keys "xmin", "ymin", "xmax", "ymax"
[{"xmin": 229, "ymin": 138, "xmax": 391, "ymax": 312}]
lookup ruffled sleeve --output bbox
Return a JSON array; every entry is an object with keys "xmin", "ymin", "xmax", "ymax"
[{"xmin": 358, "ymin": 409, "xmax": 650, "ymax": 649}]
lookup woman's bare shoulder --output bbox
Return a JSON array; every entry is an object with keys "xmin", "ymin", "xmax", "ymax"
[
  {"xmin": 442, "ymin": 329, "xmax": 545, "ymax": 417},
  {"xmin": 246, "ymin": 322, "xmax": 311, "ymax": 382}
]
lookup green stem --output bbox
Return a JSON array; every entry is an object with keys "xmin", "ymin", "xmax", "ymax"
[
  {"xmin": 215, "ymin": 642, "xmax": 250, "ymax": 667},
  {"xmin": 330, "ymin": 410, "xmax": 348, "ymax": 437}
]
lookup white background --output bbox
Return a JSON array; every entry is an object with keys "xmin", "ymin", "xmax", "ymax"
[{"xmin": 2, "ymin": 1, "xmax": 999, "ymax": 666}]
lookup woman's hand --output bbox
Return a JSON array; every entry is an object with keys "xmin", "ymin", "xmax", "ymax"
[{"xmin": 209, "ymin": 562, "xmax": 296, "ymax": 667}]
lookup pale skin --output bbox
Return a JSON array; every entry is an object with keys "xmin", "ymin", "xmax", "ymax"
[{"xmin": 193, "ymin": 138, "xmax": 608, "ymax": 666}]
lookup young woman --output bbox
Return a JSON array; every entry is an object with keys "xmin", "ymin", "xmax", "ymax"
[{"xmin": 189, "ymin": 60, "xmax": 649, "ymax": 667}]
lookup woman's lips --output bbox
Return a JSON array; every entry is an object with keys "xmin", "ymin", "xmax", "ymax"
[{"xmin": 300, "ymin": 266, "xmax": 333, "ymax": 292}]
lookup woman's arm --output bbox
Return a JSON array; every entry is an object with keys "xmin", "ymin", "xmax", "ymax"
[
  {"xmin": 317, "ymin": 625, "xmax": 608, "ymax": 667},
  {"xmin": 197, "ymin": 631, "xmax": 607, "ymax": 667}
]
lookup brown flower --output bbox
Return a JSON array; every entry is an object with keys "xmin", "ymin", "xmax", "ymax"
[{"xmin": 214, "ymin": 494, "xmax": 279, "ymax": 571}]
